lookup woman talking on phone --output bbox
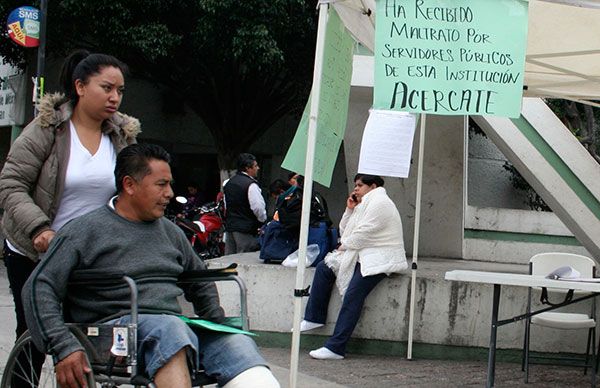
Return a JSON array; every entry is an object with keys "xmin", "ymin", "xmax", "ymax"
[
  {"xmin": 0, "ymin": 50, "xmax": 139, "ymax": 356},
  {"xmin": 298, "ymin": 174, "xmax": 407, "ymax": 360}
]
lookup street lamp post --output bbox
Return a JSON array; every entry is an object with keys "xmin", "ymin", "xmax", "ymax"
[{"xmin": 33, "ymin": 0, "xmax": 48, "ymax": 117}]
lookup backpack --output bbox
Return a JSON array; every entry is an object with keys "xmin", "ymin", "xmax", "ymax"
[
  {"xmin": 263, "ymin": 189, "xmax": 337, "ymax": 266},
  {"xmin": 278, "ymin": 188, "xmax": 332, "ymax": 233},
  {"xmin": 259, "ymin": 221, "xmax": 299, "ymax": 263}
]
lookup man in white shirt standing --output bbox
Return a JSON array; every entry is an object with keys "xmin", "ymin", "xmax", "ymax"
[{"xmin": 223, "ymin": 153, "xmax": 267, "ymax": 254}]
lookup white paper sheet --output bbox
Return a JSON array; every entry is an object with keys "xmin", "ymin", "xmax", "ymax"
[{"xmin": 358, "ymin": 109, "xmax": 417, "ymax": 178}]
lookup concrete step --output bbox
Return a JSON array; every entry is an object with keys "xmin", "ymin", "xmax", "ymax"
[{"xmin": 210, "ymin": 252, "xmax": 595, "ymax": 356}]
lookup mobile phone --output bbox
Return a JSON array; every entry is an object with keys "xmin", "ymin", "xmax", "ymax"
[{"xmin": 351, "ymin": 194, "xmax": 358, "ymax": 202}]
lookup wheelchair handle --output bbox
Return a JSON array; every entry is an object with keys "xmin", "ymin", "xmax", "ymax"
[{"xmin": 121, "ymin": 276, "xmax": 139, "ymax": 328}]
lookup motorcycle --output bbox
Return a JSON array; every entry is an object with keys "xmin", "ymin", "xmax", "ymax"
[{"xmin": 170, "ymin": 196, "xmax": 225, "ymax": 260}]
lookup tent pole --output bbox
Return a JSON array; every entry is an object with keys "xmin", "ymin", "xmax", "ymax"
[
  {"xmin": 289, "ymin": 3, "xmax": 329, "ymax": 388},
  {"xmin": 407, "ymin": 113, "xmax": 426, "ymax": 360}
]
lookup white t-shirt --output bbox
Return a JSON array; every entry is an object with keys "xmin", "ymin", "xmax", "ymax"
[
  {"xmin": 7, "ymin": 122, "xmax": 117, "ymax": 255},
  {"xmin": 50, "ymin": 121, "xmax": 117, "ymax": 232}
]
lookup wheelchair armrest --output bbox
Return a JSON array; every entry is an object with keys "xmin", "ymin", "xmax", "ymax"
[
  {"xmin": 69, "ymin": 270, "xmax": 128, "ymax": 286},
  {"xmin": 178, "ymin": 263, "xmax": 238, "ymax": 281},
  {"xmin": 177, "ymin": 263, "xmax": 249, "ymax": 331}
]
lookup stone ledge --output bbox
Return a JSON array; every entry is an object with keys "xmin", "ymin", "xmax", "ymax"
[
  {"xmin": 208, "ymin": 251, "xmax": 529, "ymax": 278},
  {"xmin": 207, "ymin": 252, "xmax": 591, "ymax": 354}
]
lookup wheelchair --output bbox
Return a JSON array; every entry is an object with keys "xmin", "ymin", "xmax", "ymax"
[{"xmin": 1, "ymin": 264, "xmax": 248, "ymax": 388}]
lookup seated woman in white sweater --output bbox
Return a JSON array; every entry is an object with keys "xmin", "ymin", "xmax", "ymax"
[{"xmin": 300, "ymin": 174, "xmax": 407, "ymax": 360}]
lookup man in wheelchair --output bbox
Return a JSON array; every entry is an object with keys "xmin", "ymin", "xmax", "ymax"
[{"xmin": 22, "ymin": 144, "xmax": 280, "ymax": 388}]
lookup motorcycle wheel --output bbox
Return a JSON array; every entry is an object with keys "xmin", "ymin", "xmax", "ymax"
[
  {"xmin": 208, "ymin": 244, "xmax": 221, "ymax": 259},
  {"xmin": 192, "ymin": 241, "xmax": 211, "ymax": 260}
]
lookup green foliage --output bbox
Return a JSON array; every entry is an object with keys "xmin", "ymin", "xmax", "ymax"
[
  {"xmin": 547, "ymin": 99, "xmax": 600, "ymax": 159},
  {"xmin": 467, "ymin": 117, "xmax": 485, "ymax": 138},
  {"xmin": 0, "ymin": 0, "xmax": 318, "ymax": 169}
]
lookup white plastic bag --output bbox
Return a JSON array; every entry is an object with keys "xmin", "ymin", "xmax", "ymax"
[{"xmin": 282, "ymin": 244, "xmax": 320, "ymax": 268}]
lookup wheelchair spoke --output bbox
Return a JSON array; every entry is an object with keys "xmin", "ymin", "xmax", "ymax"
[
  {"xmin": 5, "ymin": 341, "xmax": 57, "ymax": 388},
  {"xmin": 9, "ymin": 363, "xmax": 36, "ymax": 386},
  {"xmin": 11, "ymin": 352, "xmax": 38, "ymax": 386},
  {"xmin": 25, "ymin": 342, "xmax": 41, "ymax": 386},
  {"xmin": 38, "ymin": 366, "xmax": 56, "ymax": 387}
]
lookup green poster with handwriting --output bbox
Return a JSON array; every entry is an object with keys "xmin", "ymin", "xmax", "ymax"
[
  {"xmin": 281, "ymin": 8, "xmax": 354, "ymax": 187},
  {"xmin": 374, "ymin": 0, "xmax": 528, "ymax": 118}
]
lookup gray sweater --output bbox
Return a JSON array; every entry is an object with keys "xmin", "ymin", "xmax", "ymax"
[{"xmin": 23, "ymin": 205, "xmax": 225, "ymax": 362}]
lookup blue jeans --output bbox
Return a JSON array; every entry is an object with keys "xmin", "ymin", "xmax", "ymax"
[
  {"xmin": 111, "ymin": 314, "xmax": 267, "ymax": 386},
  {"xmin": 304, "ymin": 261, "xmax": 386, "ymax": 356}
]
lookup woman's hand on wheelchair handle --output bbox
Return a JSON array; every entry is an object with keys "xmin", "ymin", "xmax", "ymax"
[
  {"xmin": 55, "ymin": 350, "xmax": 92, "ymax": 388},
  {"xmin": 33, "ymin": 229, "xmax": 56, "ymax": 253}
]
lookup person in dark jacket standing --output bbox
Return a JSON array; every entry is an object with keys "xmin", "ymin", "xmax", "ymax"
[{"xmin": 223, "ymin": 153, "xmax": 267, "ymax": 254}]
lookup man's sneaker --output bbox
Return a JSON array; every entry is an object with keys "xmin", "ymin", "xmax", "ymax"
[
  {"xmin": 299, "ymin": 320, "xmax": 324, "ymax": 332},
  {"xmin": 309, "ymin": 347, "xmax": 344, "ymax": 360}
]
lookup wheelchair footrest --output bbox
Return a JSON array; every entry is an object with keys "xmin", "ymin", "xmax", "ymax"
[
  {"xmin": 192, "ymin": 371, "xmax": 217, "ymax": 386},
  {"xmin": 130, "ymin": 375, "xmax": 153, "ymax": 385}
]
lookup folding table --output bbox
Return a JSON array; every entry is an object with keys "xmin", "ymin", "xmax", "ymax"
[{"xmin": 445, "ymin": 270, "xmax": 600, "ymax": 387}]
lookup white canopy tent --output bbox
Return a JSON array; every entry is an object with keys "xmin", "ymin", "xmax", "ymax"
[{"xmin": 289, "ymin": 1, "xmax": 600, "ymax": 386}]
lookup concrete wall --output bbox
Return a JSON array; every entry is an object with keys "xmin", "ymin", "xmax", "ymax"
[
  {"xmin": 464, "ymin": 206, "xmax": 591, "ymax": 264},
  {"xmin": 343, "ymin": 86, "xmax": 465, "ymax": 258},
  {"xmin": 474, "ymin": 104, "xmax": 600, "ymax": 261},
  {"xmin": 213, "ymin": 253, "xmax": 593, "ymax": 354},
  {"xmin": 348, "ymin": 55, "xmax": 592, "ymax": 262},
  {"xmin": 468, "ymin": 133, "xmax": 530, "ymax": 210}
]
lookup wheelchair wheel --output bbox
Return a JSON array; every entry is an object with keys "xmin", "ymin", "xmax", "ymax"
[{"xmin": 1, "ymin": 331, "xmax": 96, "ymax": 388}]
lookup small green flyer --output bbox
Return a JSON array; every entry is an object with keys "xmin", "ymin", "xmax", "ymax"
[{"xmin": 178, "ymin": 316, "xmax": 256, "ymax": 336}]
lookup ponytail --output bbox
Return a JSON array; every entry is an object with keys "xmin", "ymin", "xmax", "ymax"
[{"xmin": 59, "ymin": 49, "xmax": 128, "ymax": 104}]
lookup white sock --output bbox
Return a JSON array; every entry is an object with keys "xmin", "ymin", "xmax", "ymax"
[{"xmin": 222, "ymin": 366, "xmax": 280, "ymax": 388}]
